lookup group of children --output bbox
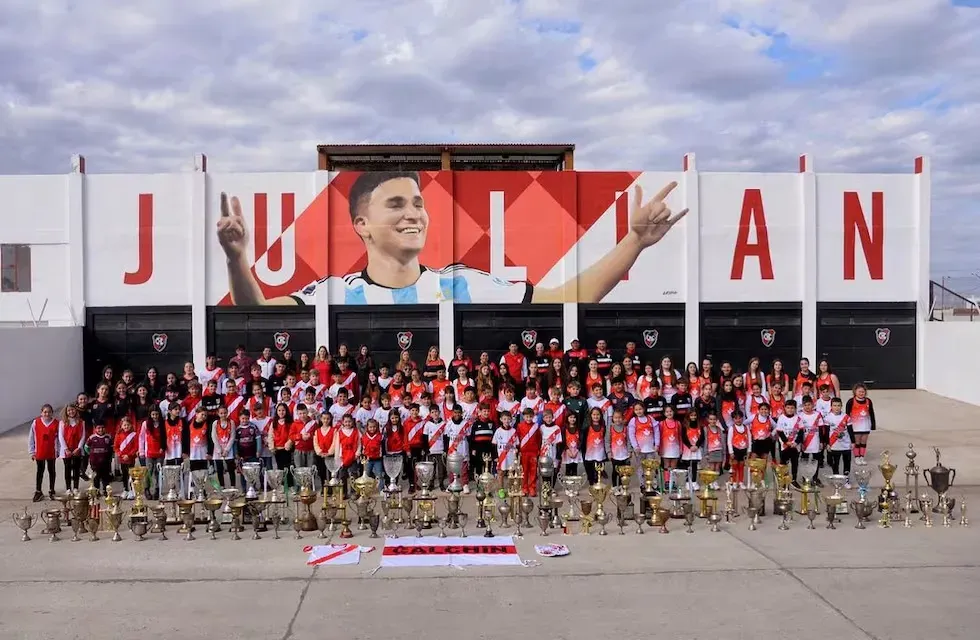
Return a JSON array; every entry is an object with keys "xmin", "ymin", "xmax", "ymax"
[{"xmin": 26, "ymin": 348, "xmax": 878, "ymax": 503}]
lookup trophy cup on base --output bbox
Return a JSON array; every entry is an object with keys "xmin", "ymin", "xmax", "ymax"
[
  {"xmin": 190, "ymin": 469, "xmax": 209, "ymax": 504},
  {"xmin": 633, "ymin": 509, "xmax": 645, "ymax": 534},
  {"xmin": 228, "ymin": 499, "xmax": 246, "ymax": 540},
  {"xmin": 878, "ymin": 496, "xmax": 892, "ymax": 528},
  {"xmin": 477, "ymin": 465, "xmax": 497, "ymax": 537},
  {"xmin": 177, "ymin": 500, "xmax": 196, "ymax": 540},
  {"xmin": 322, "ymin": 457, "xmax": 344, "ymax": 532},
  {"xmin": 745, "ymin": 505, "xmax": 758, "ymax": 531},
  {"xmin": 241, "ymin": 462, "xmax": 262, "ymax": 500},
  {"xmin": 941, "ymin": 501, "xmax": 953, "ymax": 528},
  {"xmin": 504, "ymin": 463, "xmax": 523, "ymax": 528},
  {"xmin": 129, "ymin": 515, "xmax": 148, "ymax": 541},
  {"xmin": 640, "ymin": 457, "xmax": 661, "ymax": 498},
  {"xmin": 350, "ymin": 460, "xmax": 380, "ymax": 532},
  {"xmin": 11, "ymin": 508, "xmax": 37, "ymax": 542},
  {"xmin": 708, "ymin": 512, "xmax": 722, "ymax": 532},
  {"xmin": 696, "ymin": 469, "xmax": 720, "ymax": 518},
  {"xmin": 923, "ymin": 447, "xmax": 956, "ymax": 515},
  {"xmin": 777, "ymin": 508, "xmax": 791, "ymax": 531},
  {"xmin": 247, "ymin": 500, "xmax": 270, "ymax": 539},
  {"xmin": 414, "ymin": 460, "xmax": 437, "ymax": 529},
  {"xmin": 104, "ymin": 490, "xmax": 125, "ymax": 541},
  {"xmin": 824, "ymin": 496, "xmax": 843, "ymax": 529},
  {"xmin": 904, "ymin": 443, "xmax": 920, "ymax": 513},
  {"xmin": 129, "ymin": 464, "xmax": 148, "ymax": 515},
  {"xmin": 204, "ymin": 498, "xmax": 224, "ymax": 539},
  {"xmin": 878, "ymin": 451, "xmax": 902, "ymax": 522},
  {"xmin": 383, "ymin": 455, "xmax": 403, "ymax": 493},
  {"xmin": 519, "ymin": 497, "xmax": 535, "ymax": 531},
  {"xmin": 825, "ymin": 474, "xmax": 849, "ymax": 515},
  {"xmin": 159, "ymin": 464, "xmax": 183, "ymax": 524},
  {"xmin": 772, "ymin": 464, "xmax": 793, "ymax": 514},
  {"xmin": 41, "ymin": 509, "xmax": 62, "ymax": 542},
  {"xmin": 56, "ymin": 493, "xmax": 73, "ymax": 528},
  {"xmin": 86, "ymin": 513, "xmax": 101, "ymax": 542},
  {"xmin": 854, "ymin": 467, "xmax": 872, "ymax": 502},
  {"xmin": 446, "ymin": 452, "xmax": 466, "ymax": 493},
  {"xmin": 589, "ymin": 464, "xmax": 611, "ymax": 535},
  {"xmin": 667, "ymin": 468, "xmax": 689, "ymax": 518},
  {"xmin": 219, "ymin": 488, "xmax": 240, "ymax": 526},
  {"xmin": 960, "ymin": 497, "xmax": 969, "ymax": 527},
  {"xmin": 852, "ymin": 499, "xmax": 874, "ymax": 529},
  {"xmin": 682, "ymin": 502, "xmax": 695, "ymax": 533},
  {"xmin": 562, "ymin": 476, "xmax": 584, "ymax": 521},
  {"xmin": 150, "ymin": 505, "xmax": 168, "ymax": 540},
  {"xmin": 747, "ymin": 458, "xmax": 768, "ymax": 515},
  {"xmin": 445, "ymin": 493, "xmax": 462, "ymax": 530},
  {"xmin": 796, "ymin": 459, "xmax": 819, "ymax": 516},
  {"xmin": 653, "ymin": 499, "xmax": 670, "ymax": 534},
  {"xmin": 746, "ymin": 488, "xmax": 765, "ymax": 526},
  {"xmin": 579, "ymin": 498, "xmax": 594, "ymax": 534},
  {"xmin": 292, "ymin": 466, "xmax": 320, "ymax": 532}
]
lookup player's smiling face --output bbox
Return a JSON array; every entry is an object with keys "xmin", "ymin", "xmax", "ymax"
[{"xmin": 355, "ymin": 177, "xmax": 428, "ymax": 257}]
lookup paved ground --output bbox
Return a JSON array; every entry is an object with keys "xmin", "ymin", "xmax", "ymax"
[{"xmin": 2, "ymin": 390, "xmax": 980, "ymax": 640}]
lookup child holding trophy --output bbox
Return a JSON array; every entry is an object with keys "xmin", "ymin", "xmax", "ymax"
[
  {"xmin": 422, "ymin": 405, "xmax": 448, "ymax": 491},
  {"xmin": 583, "ymin": 407, "xmax": 607, "ymax": 486},
  {"xmin": 539, "ymin": 408, "xmax": 563, "ymax": 487},
  {"xmin": 113, "ymin": 416, "xmax": 139, "ymax": 499},
  {"xmin": 608, "ymin": 409, "xmax": 633, "ymax": 487},
  {"xmin": 658, "ymin": 405, "xmax": 682, "ymax": 488},
  {"xmin": 726, "ymin": 410, "xmax": 751, "ymax": 489},
  {"xmin": 798, "ymin": 396, "xmax": 826, "ymax": 487}
]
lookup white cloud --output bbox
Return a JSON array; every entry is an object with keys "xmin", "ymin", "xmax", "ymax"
[{"xmin": 1, "ymin": 0, "xmax": 978, "ymax": 284}]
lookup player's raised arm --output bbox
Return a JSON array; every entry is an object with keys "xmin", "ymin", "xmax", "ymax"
[
  {"xmin": 216, "ymin": 192, "xmax": 297, "ymax": 306},
  {"xmin": 533, "ymin": 181, "xmax": 687, "ymax": 304}
]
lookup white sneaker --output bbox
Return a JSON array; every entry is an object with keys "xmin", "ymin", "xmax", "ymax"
[
  {"xmin": 739, "ymin": 482, "xmax": 746, "ymax": 490},
  {"xmin": 844, "ymin": 481, "xmax": 852, "ymax": 490},
  {"xmin": 710, "ymin": 482, "xmax": 720, "ymax": 490},
  {"xmin": 462, "ymin": 485, "xmax": 470, "ymax": 495}
]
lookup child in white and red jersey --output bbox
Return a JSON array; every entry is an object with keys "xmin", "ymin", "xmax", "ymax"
[
  {"xmin": 775, "ymin": 399, "xmax": 803, "ymax": 487},
  {"xmin": 798, "ymin": 396, "xmax": 825, "ymax": 486},
  {"xmin": 539, "ymin": 408, "xmax": 563, "ymax": 487},
  {"xmin": 560, "ymin": 412, "xmax": 584, "ymax": 476},
  {"xmin": 628, "ymin": 401, "xmax": 659, "ymax": 461},
  {"xmin": 212, "ymin": 405, "xmax": 238, "ymax": 489},
  {"xmin": 422, "ymin": 405, "xmax": 448, "ymax": 491},
  {"xmin": 361, "ymin": 419, "xmax": 384, "ymax": 483},
  {"xmin": 353, "ymin": 395, "xmax": 375, "ymax": 431},
  {"xmin": 748, "ymin": 402, "xmax": 775, "ymax": 462},
  {"xmin": 845, "ymin": 383, "xmax": 876, "ymax": 465},
  {"xmin": 825, "ymin": 397, "xmax": 853, "ymax": 488},
  {"xmin": 587, "ymin": 382, "xmax": 613, "ymax": 426},
  {"xmin": 60, "ymin": 403, "xmax": 87, "ymax": 494},
  {"xmin": 608, "ymin": 410, "xmax": 632, "ymax": 487},
  {"xmin": 29, "ymin": 403, "xmax": 60, "ymax": 501},
  {"xmin": 703, "ymin": 412, "xmax": 725, "ymax": 487},
  {"xmin": 658, "ymin": 405, "xmax": 682, "ymax": 487},
  {"xmin": 114, "ymin": 415, "xmax": 140, "ymax": 498},
  {"xmin": 492, "ymin": 412, "xmax": 519, "ymax": 476},
  {"xmin": 680, "ymin": 412, "xmax": 704, "ymax": 491},
  {"xmin": 815, "ymin": 384, "xmax": 833, "ymax": 419},
  {"xmin": 517, "ymin": 408, "xmax": 542, "ymax": 496},
  {"xmin": 744, "ymin": 381, "xmax": 768, "ymax": 423},
  {"xmin": 727, "ymin": 410, "xmax": 751, "ymax": 488},
  {"xmin": 223, "ymin": 378, "xmax": 245, "ymax": 423},
  {"xmin": 520, "ymin": 383, "xmax": 545, "ymax": 423},
  {"xmin": 583, "ymin": 406, "xmax": 607, "ymax": 486}
]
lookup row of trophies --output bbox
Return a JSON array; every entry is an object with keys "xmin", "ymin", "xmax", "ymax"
[{"xmin": 10, "ymin": 444, "xmax": 969, "ymax": 542}]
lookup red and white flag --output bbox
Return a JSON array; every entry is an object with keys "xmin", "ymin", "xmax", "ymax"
[
  {"xmin": 380, "ymin": 536, "xmax": 524, "ymax": 567},
  {"xmin": 303, "ymin": 544, "xmax": 374, "ymax": 566}
]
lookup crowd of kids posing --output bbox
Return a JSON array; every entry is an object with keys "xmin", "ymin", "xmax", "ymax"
[{"xmin": 26, "ymin": 341, "xmax": 878, "ymax": 503}]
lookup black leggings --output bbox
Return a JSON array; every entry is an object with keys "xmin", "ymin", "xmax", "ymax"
[
  {"xmin": 35, "ymin": 459, "xmax": 56, "ymax": 493},
  {"xmin": 584, "ymin": 460, "xmax": 603, "ymax": 485},
  {"xmin": 779, "ymin": 447, "xmax": 800, "ymax": 481},
  {"xmin": 801, "ymin": 451, "xmax": 824, "ymax": 479},
  {"xmin": 121, "ymin": 463, "xmax": 133, "ymax": 491},
  {"xmin": 828, "ymin": 450, "xmax": 851, "ymax": 476},
  {"xmin": 63, "ymin": 457, "xmax": 82, "ymax": 491},
  {"xmin": 274, "ymin": 450, "xmax": 293, "ymax": 488},
  {"xmin": 214, "ymin": 459, "xmax": 237, "ymax": 488},
  {"xmin": 93, "ymin": 460, "xmax": 113, "ymax": 492}
]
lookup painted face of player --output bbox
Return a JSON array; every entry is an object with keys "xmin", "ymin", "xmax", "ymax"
[{"xmin": 353, "ymin": 177, "xmax": 428, "ymax": 260}]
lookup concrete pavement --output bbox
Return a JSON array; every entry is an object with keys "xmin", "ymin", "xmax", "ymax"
[{"xmin": 2, "ymin": 390, "xmax": 980, "ymax": 639}]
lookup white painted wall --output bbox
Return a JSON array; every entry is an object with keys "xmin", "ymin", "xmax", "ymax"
[
  {"xmin": 922, "ymin": 321, "xmax": 980, "ymax": 406},
  {"xmin": 0, "ymin": 327, "xmax": 83, "ymax": 434}
]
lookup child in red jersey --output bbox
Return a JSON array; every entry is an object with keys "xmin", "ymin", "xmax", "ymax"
[
  {"xmin": 60, "ymin": 404, "xmax": 87, "ymax": 495},
  {"xmin": 845, "ymin": 383, "xmax": 876, "ymax": 465},
  {"xmin": 29, "ymin": 404, "xmax": 60, "ymax": 501},
  {"xmin": 113, "ymin": 416, "xmax": 140, "ymax": 498}
]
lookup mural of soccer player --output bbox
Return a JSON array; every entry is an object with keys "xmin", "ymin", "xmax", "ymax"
[{"xmin": 216, "ymin": 171, "xmax": 686, "ymax": 305}]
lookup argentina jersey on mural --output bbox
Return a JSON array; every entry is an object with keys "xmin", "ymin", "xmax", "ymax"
[{"xmin": 290, "ymin": 264, "xmax": 532, "ymax": 305}]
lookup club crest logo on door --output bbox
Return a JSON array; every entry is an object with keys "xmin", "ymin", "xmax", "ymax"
[
  {"xmin": 273, "ymin": 332, "xmax": 290, "ymax": 352},
  {"xmin": 521, "ymin": 330, "xmax": 538, "ymax": 350},
  {"xmin": 397, "ymin": 331, "xmax": 413, "ymax": 351},
  {"xmin": 760, "ymin": 329, "xmax": 776, "ymax": 348},
  {"xmin": 875, "ymin": 328, "xmax": 891, "ymax": 347},
  {"xmin": 151, "ymin": 333, "xmax": 168, "ymax": 353},
  {"xmin": 642, "ymin": 329, "xmax": 659, "ymax": 349}
]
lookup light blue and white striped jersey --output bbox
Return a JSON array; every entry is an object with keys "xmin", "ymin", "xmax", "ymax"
[{"xmin": 292, "ymin": 264, "xmax": 532, "ymax": 305}]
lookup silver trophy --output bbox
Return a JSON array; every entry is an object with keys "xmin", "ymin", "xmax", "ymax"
[
  {"xmin": 825, "ymin": 474, "xmax": 849, "ymax": 515},
  {"xmin": 383, "ymin": 455, "xmax": 403, "ymax": 493},
  {"xmin": 446, "ymin": 452, "xmax": 465, "ymax": 493},
  {"xmin": 853, "ymin": 467, "xmax": 872, "ymax": 502},
  {"xmin": 191, "ymin": 469, "xmax": 210, "ymax": 501},
  {"xmin": 669, "ymin": 469, "xmax": 689, "ymax": 499},
  {"xmin": 292, "ymin": 466, "xmax": 317, "ymax": 493},
  {"xmin": 415, "ymin": 461, "xmax": 436, "ymax": 498},
  {"xmin": 266, "ymin": 469, "xmax": 286, "ymax": 502},
  {"xmin": 159, "ymin": 464, "xmax": 183, "ymax": 502},
  {"xmin": 241, "ymin": 462, "xmax": 262, "ymax": 500}
]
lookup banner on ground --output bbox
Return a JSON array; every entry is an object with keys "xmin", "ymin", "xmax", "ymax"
[
  {"xmin": 380, "ymin": 536, "xmax": 524, "ymax": 567},
  {"xmin": 303, "ymin": 544, "xmax": 374, "ymax": 566}
]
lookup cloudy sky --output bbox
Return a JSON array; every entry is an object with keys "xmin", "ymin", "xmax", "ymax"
[{"xmin": 1, "ymin": 0, "xmax": 978, "ymax": 290}]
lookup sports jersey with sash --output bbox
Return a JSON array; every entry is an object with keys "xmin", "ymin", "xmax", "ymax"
[
  {"xmin": 423, "ymin": 419, "xmax": 447, "ymax": 454},
  {"xmin": 609, "ymin": 427, "xmax": 630, "ymax": 461},
  {"xmin": 493, "ymin": 428, "xmax": 519, "ymax": 470},
  {"xmin": 199, "ymin": 366, "xmax": 225, "ymax": 388},
  {"xmin": 539, "ymin": 423, "xmax": 562, "ymax": 460},
  {"xmin": 339, "ymin": 371, "xmax": 358, "ymax": 397},
  {"xmin": 825, "ymin": 413, "xmax": 851, "ymax": 450},
  {"xmin": 404, "ymin": 417, "xmax": 425, "ymax": 450},
  {"xmin": 314, "ymin": 426, "xmax": 336, "ymax": 458},
  {"xmin": 337, "ymin": 427, "xmax": 360, "ymax": 467},
  {"xmin": 362, "ymin": 431, "xmax": 383, "ymax": 460},
  {"xmin": 247, "ymin": 395, "xmax": 271, "ymax": 418},
  {"xmin": 224, "ymin": 393, "xmax": 245, "ymax": 423},
  {"xmin": 628, "ymin": 415, "xmax": 657, "ymax": 453},
  {"xmin": 252, "ymin": 416, "xmax": 272, "ymax": 457},
  {"xmin": 798, "ymin": 410, "xmax": 823, "ymax": 454},
  {"xmin": 544, "ymin": 401, "xmax": 566, "ymax": 427},
  {"xmin": 293, "ymin": 264, "xmax": 530, "ymax": 305},
  {"xmin": 520, "ymin": 396, "xmax": 545, "ymax": 421},
  {"xmin": 517, "ymin": 419, "xmax": 541, "ymax": 455},
  {"xmin": 775, "ymin": 415, "xmax": 802, "ymax": 450},
  {"xmin": 497, "ymin": 399, "xmax": 520, "ymax": 419},
  {"xmin": 329, "ymin": 402, "xmax": 355, "ymax": 426},
  {"xmin": 114, "ymin": 428, "xmax": 139, "ymax": 464},
  {"xmin": 290, "ymin": 420, "xmax": 315, "ymax": 453},
  {"xmin": 445, "ymin": 418, "xmax": 471, "ymax": 457},
  {"xmin": 181, "ymin": 395, "xmax": 204, "ymax": 421}
]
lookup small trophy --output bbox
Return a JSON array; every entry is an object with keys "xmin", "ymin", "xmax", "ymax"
[
  {"xmin": 904, "ymin": 443, "xmax": 920, "ymax": 513},
  {"xmin": 11, "ymin": 508, "xmax": 38, "ymax": 542}
]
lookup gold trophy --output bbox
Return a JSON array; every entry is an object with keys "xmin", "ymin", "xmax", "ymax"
[
  {"xmin": 696, "ymin": 469, "xmax": 720, "ymax": 518},
  {"xmin": 960, "ymin": 497, "xmax": 969, "ymax": 527},
  {"xmin": 293, "ymin": 466, "xmax": 320, "ymax": 532},
  {"xmin": 795, "ymin": 458, "xmax": 819, "ymax": 516},
  {"xmin": 104, "ymin": 489, "xmax": 125, "ymax": 542},
  {"xmin": 613, "ymin": 464, "xmax": 634, "ymax": 534},
  {"xmin": 747, "ymin": 458, "xmax": 768, "ymax": 516},
  {"xmin": 228, "ymin": 499, "xmax": 246, "ymax": 540},
  {"xmin": 204, "ymin": 497, "xmax": 224, "ymax": 539},
  {"xmin": 904, "ymin": 443, "xmax": 920, "ymax": 514},
  {"xmin": 41, "ymin": 509, "xmax": 63, "ymax": 542},
  {"xmin": 177, "ymin": 499, "xmax": 197, "ymax": 540},
  {"xmin": 878, "ymin": 450, "xmax": 901, "ymax": 522},
  {"xmin": 561, "ymin": 475, "xmax": 584, "ymax": 521},
  {"xmin": 477, "ymin": 461, "xmax": 496, "ymax": 537},
  {"xmin": 349, "ymin": 460, "xmax": 380, "ymax": 535},
  {"xmin": 589, "ymin": 464, "xmax": 611, "ymax": 535}
]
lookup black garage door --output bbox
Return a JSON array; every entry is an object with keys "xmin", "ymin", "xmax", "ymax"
[
  {"xmin": 84, "ymin": 306, "xmax": 192, "ymax": 390},
  {"xmin": 817, "ymin": 302, "xmax": 916, "ymax": 389},
  {"xmin": 700, "ymin": 303, "xmax": 802, "ymax": 374},
  {"xmin": 455, "ymin": 304, "xmax": 563, "ymax": 366},
  {"xmin": 578, "ymin": 304, "xmax": 684, "ymax": 368},
  {"xmin": 330, "ymin": 306, "xmax": 439, "ymax": 369},
  {"xmin": 207, "ymin": 307, "xmax": 316, "ymax": 360}
]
